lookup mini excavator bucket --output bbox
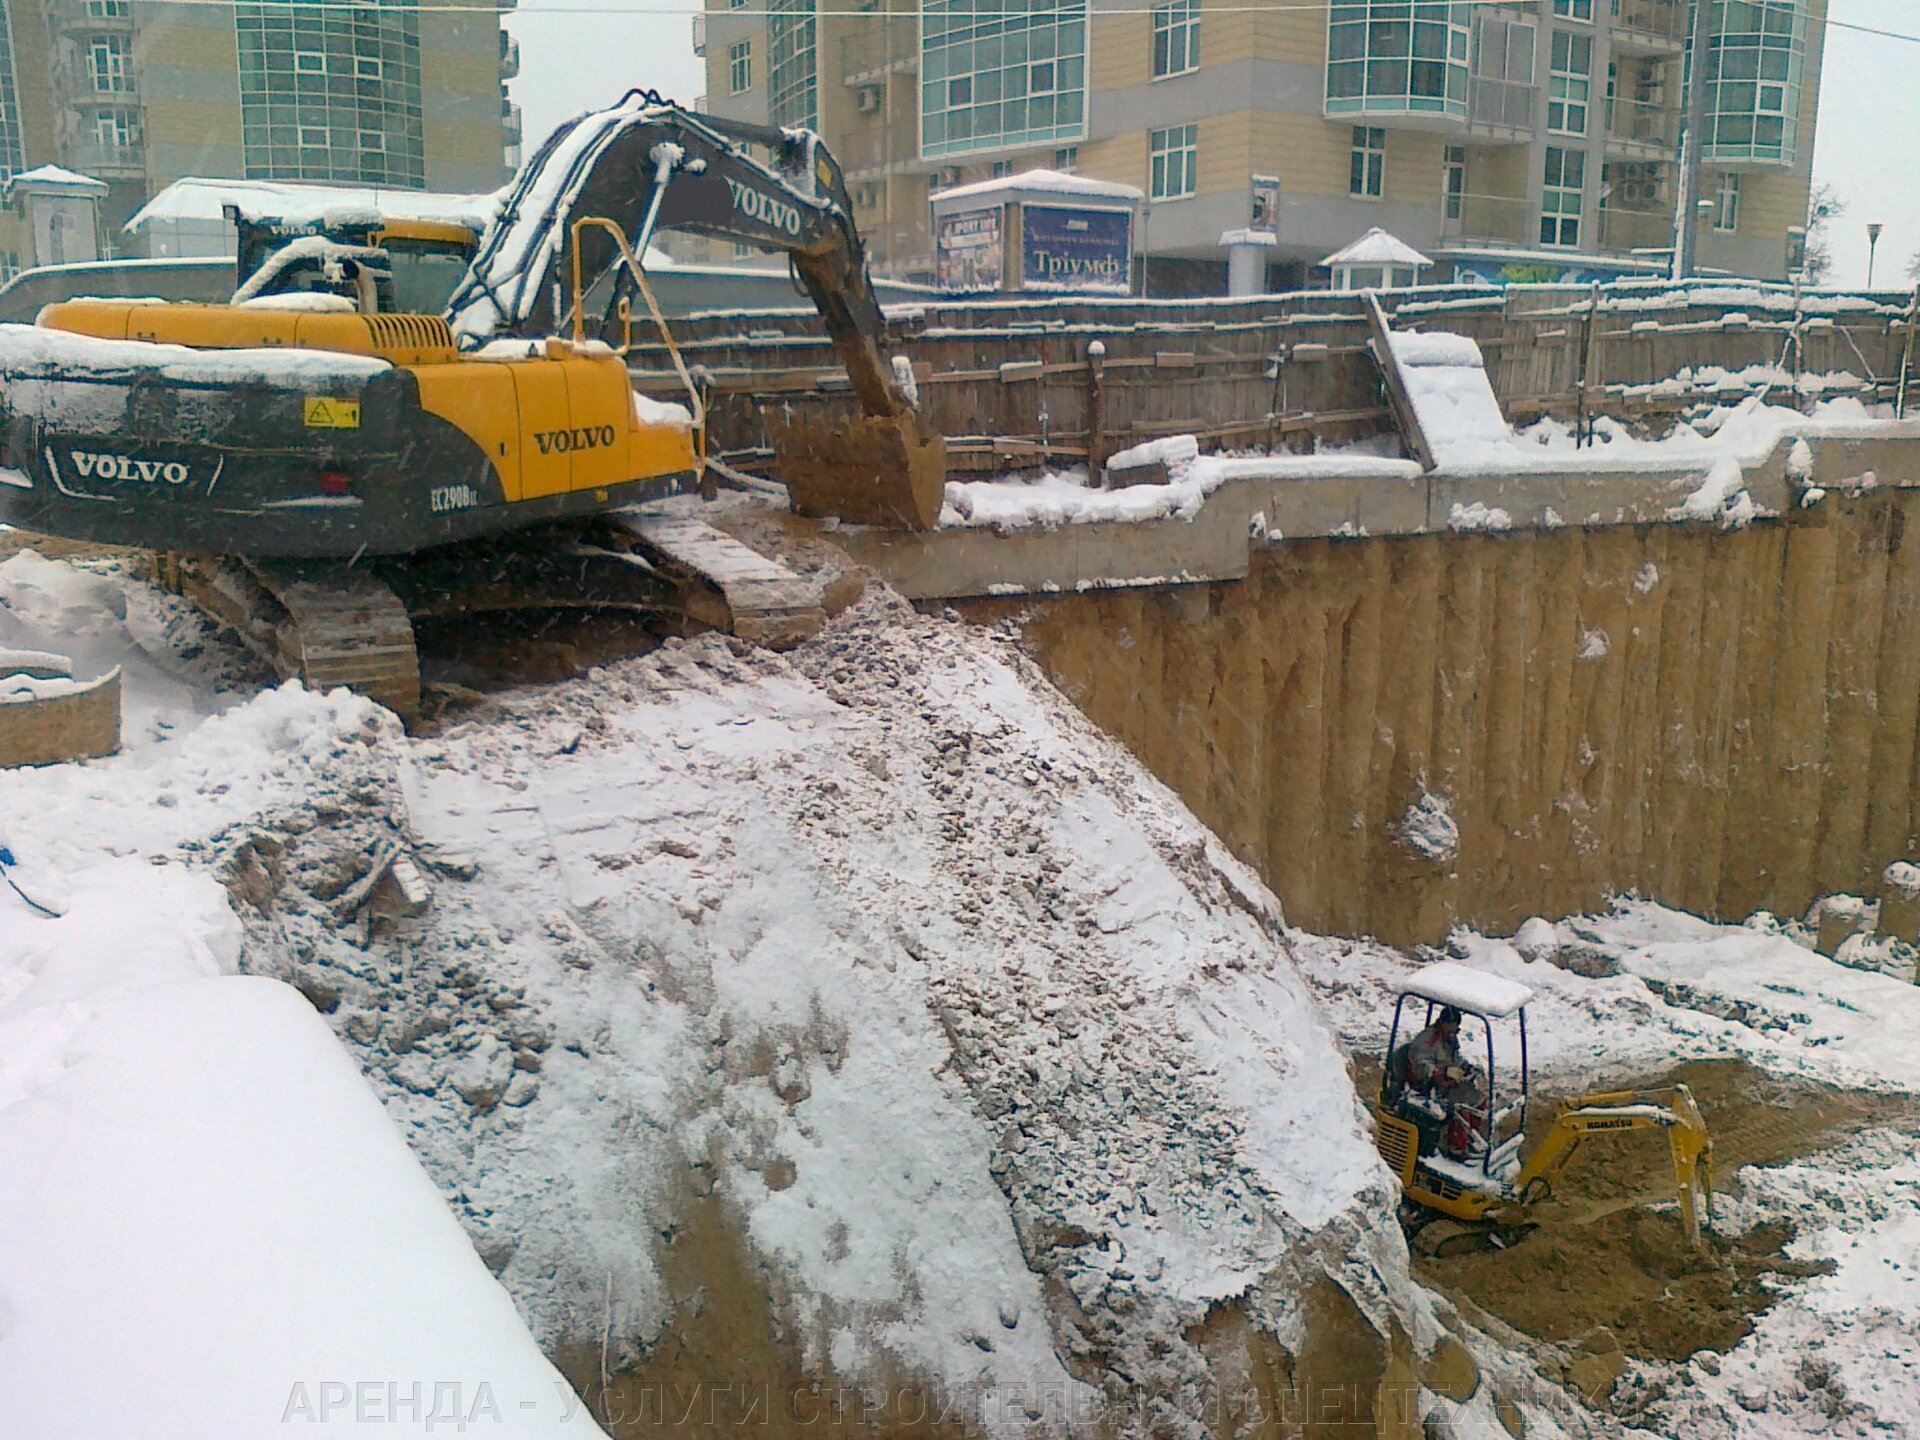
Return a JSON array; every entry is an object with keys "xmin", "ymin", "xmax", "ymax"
[{"xmin": 774, "ymin": 412, "xmax": 948, "ymax": 532}]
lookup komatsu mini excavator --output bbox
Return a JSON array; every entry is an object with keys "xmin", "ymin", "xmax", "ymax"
[
  {"xmin": 0, "ymin": 90, "xmax": 943, "ymax": 716},
  {"xmin": 1377, "ymin": 963, "xmax": 1715, "ymax": 1257}
]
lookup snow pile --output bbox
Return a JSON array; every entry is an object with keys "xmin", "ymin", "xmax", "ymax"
[
  {"xmin": 1671, "ymin": 454, "xmax": 1760, "ymax": 527},
  {"xmin": 1384, "ymin": 328, "xmax": 1515, "ymax": 464},
  {"xmin": 941, "ymin": 442, "xmax": 1419, "ymax": 531},
  {"xmin": 2, "ymin": 551, "xmax": 1414, "ymax": 1435},
  {"xmin": 0, "ymin": 691, "xmax": 603, "ymax": 1438}
]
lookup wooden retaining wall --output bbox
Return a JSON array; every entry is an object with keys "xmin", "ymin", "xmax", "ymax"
[
  {"xmin": 961, "ymin": 487, "xmax": 1920, "ymax": 945},
  {"xmin": 628, "ymin": 280, "xmax": 1920, "ymax": 475}
]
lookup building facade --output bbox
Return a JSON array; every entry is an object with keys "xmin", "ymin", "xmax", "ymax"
[
  {"xmin": 0, "ymin": 0, "xmax": 516, "ymax": 273},
  {"xmin": 695, "ymin": 0, "xmax": 1826, "ymax": 291}
]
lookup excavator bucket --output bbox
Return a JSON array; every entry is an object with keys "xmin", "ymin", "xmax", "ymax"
[{"xmin": 773, "ymin": 413, "xmax": 948, "ymax": 532}]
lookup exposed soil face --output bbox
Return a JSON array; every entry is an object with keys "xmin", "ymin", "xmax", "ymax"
[{"xmin": 1411, "ymin": 1059, "xmax": 1915, "ymax": 1363}]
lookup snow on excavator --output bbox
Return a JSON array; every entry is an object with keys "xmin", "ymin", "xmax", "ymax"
[
  {"xmin": 1376, "ymin": 962, "xmax": 1715, "ymax": 1257},
  {"xmin": 0, "ymin": 89, "xmax": 942, "ymax": 718}
]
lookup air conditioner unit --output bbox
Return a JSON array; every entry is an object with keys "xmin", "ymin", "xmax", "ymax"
[{"xmin": 858, "ymin": 85, "xmax": 881, "ymax": 113}]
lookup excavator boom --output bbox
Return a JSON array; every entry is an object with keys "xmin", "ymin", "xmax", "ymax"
[
  {"xmin": 1512, "ymin": 1084, "xmax": 1715, "ymax": 1249},
  {"xmin": 444, "ymin": 90, "xmax": 944, "ymax": 528}
]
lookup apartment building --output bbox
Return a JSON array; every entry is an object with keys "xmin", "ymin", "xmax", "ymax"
[
  {"xmin": 0, "ymin": 0, "xmax": 516, "ymax": 271},
  {"xmin": 695, "ymin": 0, "xmax": 1825, "ymax": 291}
]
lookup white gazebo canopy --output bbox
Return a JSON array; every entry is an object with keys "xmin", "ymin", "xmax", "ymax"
[{"xmin": 1321, "ymin": 226, "xmax": 1432, "ymax": 291}]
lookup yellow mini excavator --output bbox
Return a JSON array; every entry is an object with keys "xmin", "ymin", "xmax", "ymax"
[
  {"xmin": 0, "ymin": 88, "xmax": 943, "ymax": 716},
  {"xmin": 1375, "ymin": 962, "xmax": 1715, "ymax": 1257}
]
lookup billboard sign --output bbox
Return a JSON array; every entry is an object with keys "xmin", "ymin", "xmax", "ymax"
[
  {"xmin": 935, "ymin": 207, "xmax": 1003, "ymax": 292},
  {"xmin": 1020, "ymin": 204, "xmax": 1132, "ymax": 294}
]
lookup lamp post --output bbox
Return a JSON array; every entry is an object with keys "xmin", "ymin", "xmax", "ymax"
[{"xmin": 1867, "ymin": 221, "xmax": 1884, "ymax": 289}]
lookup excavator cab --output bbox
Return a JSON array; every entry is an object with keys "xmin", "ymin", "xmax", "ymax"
[
  {"xmin": 1377, "ymin": 965, "xmax": 1534, "ymax": 1213},
  {"xmin": 1375, "ymin": 962, "xmax": 1714, "ymax": 1256}
]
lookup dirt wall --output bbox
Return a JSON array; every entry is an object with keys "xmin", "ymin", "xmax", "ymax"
[{"xmin": 969, "ymin": 490, "xmax": 1920, "ymax": 943}]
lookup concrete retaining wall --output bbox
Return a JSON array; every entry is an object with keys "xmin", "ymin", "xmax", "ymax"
[{"xmin": 955, "ymin": 454, "xmax": 1920, "ymax": 944}]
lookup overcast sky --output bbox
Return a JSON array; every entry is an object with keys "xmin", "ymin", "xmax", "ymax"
[{"xmin": 507, "ymin": 0, "xmax": 1918, "ymax": 288}]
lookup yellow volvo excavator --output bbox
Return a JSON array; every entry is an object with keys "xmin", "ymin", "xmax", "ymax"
[
  {"xmin": 1376, "ymin": 962, "xmax": 1714, "ymax": 1256},
  {"xmin": 0, "ymin": 89, "xmax": 943, "ymax": 716}
]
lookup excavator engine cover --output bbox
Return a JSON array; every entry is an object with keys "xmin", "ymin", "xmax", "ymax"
[{"xmin": 773, "ymin": 412, "xmax": 947, "ymax": 531}]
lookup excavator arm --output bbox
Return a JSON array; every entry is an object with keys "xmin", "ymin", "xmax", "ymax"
[
  {"xmin": 1512, "ymin": 1085, "xmax": 1715, "ymax": 1250},
  {"xmin": 443, "ymin": 90, "xmax": 944, "ymax": 526}
]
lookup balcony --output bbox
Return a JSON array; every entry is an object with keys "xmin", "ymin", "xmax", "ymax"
[
  {"xmin": 500, "ymin": 31, "xmax": 521, "ymax": 78},
  {"xmin": 840, "ymin": 27, "xmax": 916, "ymax": 87},
  {"xmin": 690, "ymin": 13, "xmax": 705, "ymax": 59},
  {"xmin": 62, "ymin": 138, "xmax": 144, "ymax": 178},
  {"xmin": 835, "ymin": 127, "xmax": 922, "ymax": 180},
  {"xmin": 52, "ymin": 1, "xmax": 132, "ymax": 34},
  {"xmin": 1464, "ymin": 76, "xmax": 1536, "ymax": 142},
  {"xmin": 1439, "ymin": 192, "xmax": 1533, "ymax": 248},
  {"xmin": 502, "ymin": 100, "xmax": 522, "ymax": 145},
  {"xmin": 1597, "ymin": 206, "xmax": 1673, "ymax": 255},
  {"xmin": 1609, "ymin": 0, "xmax": 1685, "ymax": 55},
  {"xmin": 1605, "ymin": 94, "xmax": 1677, "ymax": 159}
]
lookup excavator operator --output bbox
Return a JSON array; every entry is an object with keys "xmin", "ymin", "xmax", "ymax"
[{"xmin": 1404, "ymin": 1007, "xmax": 1486, "ymax": 1159}]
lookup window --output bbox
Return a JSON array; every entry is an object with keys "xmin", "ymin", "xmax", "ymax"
[
  {"xmin": 91, "ymin": 108, "xmax": 136, "ymax": 150},
  {"xmin": 85, "ymin": 0, "xmax": 128, "ymax": 16},
  {"xmin": 88, "ymin": 36, "xmax": 130, "ymax": 93},
  {"xmin": 1349, "ymin": 124, "xmax": 1384, "ymax": 198},
  {"xmin": 1552, "ymin": 0, "xmax": 1592, "ymax": 18},
  {"xmin": 1054, "ymin": 145, "xmax": 1078, "ymax": 172},
  {"xmin": 1443, "ymin": 144, "xmax": 1465, "ymax": 220},
  {"xmin": 1149, "ymin": 123, "xmax": 1196, "ymax": 199},
  {"xmin": 1713, "ymin": 171, "xmax": 1740, "ymax": 231},
  {"xmin": 1326, "ymin": 0, "xmax": 1470, "ymax": 119},
  {"xmin": 766, "ymin": 0, "xmax": 817, "ymax": 130},
  {"xmin": 1152, "ymin": 0, "xmax": 1200, "ymax": 79},
  {"xmin": 920, "ymin": 0, "xmax": 1088, "ymax": 160},
  {"xmin": 729, "ymin": 40, "xmax": 752, "ymax": 94},
  {"xmin": 1540, "ymin": 145, "xmax": 1584, "ymax": 246},
  {"xmin": 990, "ymin": 159, "xmax": 1013, "ymax": 177},
  {"xmin": 234, "ymin": 0, "xmax": 425, "ymax": 186},
  {"xmin": 1703, "ymin": 0, "xmax": 1808, "ymax": 164},
  {"xmin": 359, "ymin": 129, "xmax": 386, "ymax": 153},
  {"xmin": 1547, "ymin": 30, "xmax": 1591, "ymax": 134}
]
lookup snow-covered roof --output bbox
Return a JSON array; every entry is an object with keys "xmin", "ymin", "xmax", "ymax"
[
  {"xmin": 1394, "ymin": 961, "xmax": 1533, "ymax": 1018},
  {"xmin": 931, "ymin": 168, "xmax": 1142, "ymax": 205},
  {"xmin": 7, "ymin": 164, "xmax": 106, "ymax": 194},
  {"xmin": 1322, "ymin": 227, "xmax": 1432, "ymax": 270},
  {"xmin": 124, "ymin": 176, "xmax": 505, "ymax": 236}
]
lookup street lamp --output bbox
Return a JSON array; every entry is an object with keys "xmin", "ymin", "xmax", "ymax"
[{"xmin": 1868, "ymin": 221, "xmax": 1884, "ymax": 289}]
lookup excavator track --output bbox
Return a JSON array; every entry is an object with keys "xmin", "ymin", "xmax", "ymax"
[
  {"xmin": 167, "ymin": 554, "xmax": 422, "ymax": 721},
  {"xmin": 159, "ymin": 509, "xmax": 825, "ymax": 726}
]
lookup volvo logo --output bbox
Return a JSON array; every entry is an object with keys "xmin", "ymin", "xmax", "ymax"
[
  {"xmin": 532, "ymin": 425, "xmax": 618, "ymax": 456},
  {"xmin": 70, "ymin": 450, "xmax": 192, "ymax": 485},
  {"xmin": 725, "ymin": 178, "xmax": 803, "ymax": 237}
]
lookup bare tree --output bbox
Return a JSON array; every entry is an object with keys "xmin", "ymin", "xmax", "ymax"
[{"xmin": 1804, "ymin": 182, "xmax": 1845, "ymax": 284}]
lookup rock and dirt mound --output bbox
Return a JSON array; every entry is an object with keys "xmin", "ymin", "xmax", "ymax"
[{"xmin": 85, "ymin": 575, "xmax": 1436, "ymax": 1437}]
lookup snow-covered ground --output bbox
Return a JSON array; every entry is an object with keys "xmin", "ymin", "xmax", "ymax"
[{"xmin": 8, "ymin": 541, "xmax": 1920, "ymax": 1439}]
